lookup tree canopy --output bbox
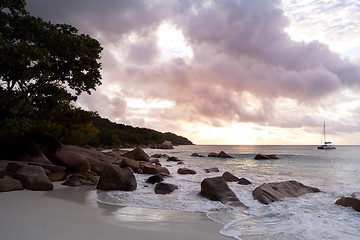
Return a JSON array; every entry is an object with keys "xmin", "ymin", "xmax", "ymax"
[{"xmin": 0, "ymin": 0, "xmax": 102, "ymax": 143}]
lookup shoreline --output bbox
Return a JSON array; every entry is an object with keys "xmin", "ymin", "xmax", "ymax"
[{"xmin": 0, "ymin": 182, "xmax": 231, "ymax": 240}]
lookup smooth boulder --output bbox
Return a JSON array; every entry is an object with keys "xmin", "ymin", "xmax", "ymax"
[
  {"xmin": 238, "ymin": 177, "xmax": 252, "ymax": 185},
  {"xmin": 155, "ymin": 182, "xmax": 178, "ymax": 194},
  {"xmin": 97, "ymin": 165, "xmax": 137, "ymax": 191},
  {"xmin": 14, "ymin": 165, "xmax": 53, "ymax": 191},
  {"xmin": 222, "ymin": 171, "xmax": 239, "ymax": 182},
  {"xmin": 204, "ymin": 167, "xmax": 220, "ymax": 173},
  {"xmin": 140, "ymin": 163, "xmax": 170, "ymax": 175},
  {"xmin": 146, "ymin": 174, "xmax": 164, "ymax": 184},
  {"xmin": 52, "ymin": 147, "xmax": 90, "ymax": 172},
  {"xmin": 122, "ymin": 148, "xmax": 150, "ymax": 162},
  {"xmin": 252, "ymin": 180, "xmax": 320, "ymax": 204},
  {"xmin": 200, "ymin": 177, "xmax": 248, "ymax": 208},
  {"xmin": 0, "ymin": 177, "xmax": 24, "ymax": 192},
  {"xmin": 177, "ymin": 168, "xmax": 196, "ymax": 175}
]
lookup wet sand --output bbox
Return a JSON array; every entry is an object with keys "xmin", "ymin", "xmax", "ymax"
[{"xmin": 0, "ymin": 183, "xmax": 231, "ymax": 240}]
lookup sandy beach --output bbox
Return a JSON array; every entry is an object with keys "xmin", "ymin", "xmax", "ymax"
[{"xmin": 0, "ymin": 182, "xmax": 231, "ymax": 240}]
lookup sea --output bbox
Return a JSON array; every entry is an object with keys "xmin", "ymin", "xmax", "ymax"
[{"xmin": 95, "ymin": 145, "xmax": 360, "ymax": 240}]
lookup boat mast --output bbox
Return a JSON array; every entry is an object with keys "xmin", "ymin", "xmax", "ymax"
[{"xmin": 323, "ymin": 121, "xmax": 326, "ymax": 144}]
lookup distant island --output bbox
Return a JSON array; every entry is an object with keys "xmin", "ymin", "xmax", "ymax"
[{"xmin": 89, "ymin": 116, "xmax": 193, "ymax": 147}]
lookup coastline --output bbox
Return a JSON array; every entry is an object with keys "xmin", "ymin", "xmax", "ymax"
[{"xmin": 0, "ymin": 182, "xmax": 231, "ymax": 240}]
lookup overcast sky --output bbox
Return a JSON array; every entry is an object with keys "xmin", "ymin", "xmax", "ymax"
[{"xmin": 26, "ymin": 0, "xmax": 360, "ymax": 144}]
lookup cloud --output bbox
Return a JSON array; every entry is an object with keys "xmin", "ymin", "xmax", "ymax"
[{"xmin": 26, "ymin": 0, "xmax": 360, "ymax": 143}]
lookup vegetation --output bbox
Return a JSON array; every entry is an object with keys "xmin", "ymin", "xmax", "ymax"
[
  {"xmin": 0, "ymin": 0, "xmax": 101, "ymax": 144},
  {"xmin": 0, "ymin": 0, "xmax": 193, "ymax": 146},
  {"xmin": 89, "ymin": 117, "xmax": 193, "ymax": 147}
]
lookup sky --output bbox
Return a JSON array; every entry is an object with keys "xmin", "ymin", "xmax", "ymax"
[{"xmin": 26, "ymin": 0, "xmax": 360, "ymax": 145}]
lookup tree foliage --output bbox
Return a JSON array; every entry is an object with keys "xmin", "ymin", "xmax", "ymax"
[{"xmin": 0, "ymin": 0, "xmax": 102, "ymax": 143}]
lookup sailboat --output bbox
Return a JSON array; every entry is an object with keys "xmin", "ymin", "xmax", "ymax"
[{"xmin": 317, "ymin": 122, "xmax": 336, "ymax": 149}]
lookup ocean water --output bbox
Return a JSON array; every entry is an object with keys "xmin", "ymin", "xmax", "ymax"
[{"xmin": 95, "ymin": 145, "xmax": 360, "ymax": 240}]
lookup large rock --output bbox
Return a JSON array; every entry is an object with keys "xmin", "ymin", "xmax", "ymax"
[
  {"xmin": 122, "ymin": 148, "xmax": 150, "ymax": 162},
  {"xmin": 0, "ymin": 177, "xmax": 24, "ymax": 192},
  {"xmin": 200, "ymin": 177, "xmax": 248, "ymax": 208},
  {"xmin": 157, "ymin": 141, "xmax": 174, "ymax": 149},
  {"xmin": 222, "ymin": 171, "xmax": 239, "ymax": 182},
  {"xmin": 191, "ymin": 153, "xmax": 205, "ymax": 157},
  {"xmin": 14, "ymin": 165, "xmax": 53, "ymax": 191},
  {"xmin": 140, "ymin": 162, "xmax": 170, "ymax": 175},
  {"xmin": 52, "ymin": 147, "xmax": 90, "ymax": 172},
  {"xmin": 97, "ymin": 165, "xmax": 137, "ymax": 191},
  {"xmin": 91, "ymin": 161, "xmax": 111, "ymax": 176},
  {"xmin": 155, "ymin": 182, "xmax": 178, "ymax": 194},
  {"xmin": 252, "ymin": 180, "xmax": 321, "ymax": 204},
  {"xmin": 335, "ymin": 197, "xmax": 360, "ymax": 212},
  {"xmin": 119, "ymin": 158, "xmax": 140, "ymax": 172},
  {"xmin": 177, "ymin": 168, "xmax": 196, "ymax": 175}
]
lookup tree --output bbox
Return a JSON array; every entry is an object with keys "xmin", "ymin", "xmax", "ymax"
[{"xmin": 0, "ymin": 0, "xmax": 103, "ymax": 142}]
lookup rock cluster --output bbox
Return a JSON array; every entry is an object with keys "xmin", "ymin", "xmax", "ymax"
[{"xmin": 208, "ymin": 151, "xmax": 234, "ymax": 158}]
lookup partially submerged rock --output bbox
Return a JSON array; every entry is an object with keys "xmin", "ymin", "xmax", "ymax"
[
  {"xmin": 191, "ymin": 153, "xmax": 205, "ymax": 157},
  {"xmin": 200, "ymin": 177, "xmax": 248, "ymax": 208},
  {"xmin": 335, "ymin": 197, "xmax": 360, "ymax": 212},
  {"xmin": 238, "ymin": 177, "xmax": 252, "ymax": 185},
  {"xmin": 146, "ymin": 174, "xmax": 164, "ymax": 184},
  {"xmin": 254, "ymin": 154, "xmax": 279, "ymax": 160},
  {"xmin": 222, "ymin": 171, "xmax": 239, "ymax": 182},
  {"xmin": 140, "ymin": 162, "xmax": 170, "ymax": 175},
  {"xmin": 204, "ymin": 167, "xmax": 220, "ymax": 173},
  {"xmin": 155, "ymin": 182, "xmax": 178, "ymax": 194},
  {"xmin": 177, "ymin": 168, "xmax": 196, "ymax": 175},
  {"xmin": 97, "ymin": 165, "xmax": 137, "ymax": 191},
  {"xmin": 252, "ymin": 180, "xmax": 320, "ymax": 204}
]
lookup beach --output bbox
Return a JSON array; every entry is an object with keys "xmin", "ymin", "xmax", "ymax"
[{"xmin": 0, "ymin": 182, "xmax": 230, "ymax": 240}]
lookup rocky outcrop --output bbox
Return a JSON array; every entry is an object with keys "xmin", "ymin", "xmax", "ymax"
[
  {"xmin": 254, "ymin": 154, "xmax": 279, "ymax": 160},
  {"xmin": 200, "ymin": 177, "xmax": 248, "ymax": 208},
  {"xmin": 238, "ymin": 177, "xmax": 252, "ymax": 185},
  {"xmin": 14, "ymin": 165, "xmax": 53, "ymax": 191},
  {"xmin": 204, "ymin": 167, "xmax": 220, "ymax": 173},
  {"xmin": 177, "ymin": 168, "xmax": 196, "ymax": 175},
  {"xmin": 0, "ymin": 177, "xmax": 24, "ymax": 192},
  {"xmin": 146, "ymin": 174, "xmax": 164, "ymax": 184},
  {"xmin": 222, "ymin": 171, "xmax": 239, "ymax": 182},
  {"xmin": 252, "ymin": 180, "xmax": 320, "ymax": 204},
  {"xmin": 335, "ymin": 197, "xmax": 360, "ymax": 212},
  {"xmin": 62, "ymin": 173, "xmax": 98, "ymax": 186},
  {"xmin": 155, "ymin": 182, "xmax": 178, "ymax": 194},
  {"xmin": 122, "ymin": 147, "xmax": 150, "ymax": 162},
  {"xmin": 97, "ymin": 165, "xmax": 137, "ymax": 191}
]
